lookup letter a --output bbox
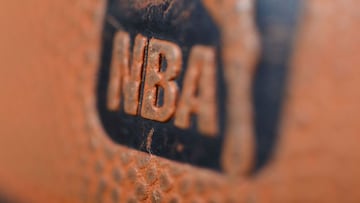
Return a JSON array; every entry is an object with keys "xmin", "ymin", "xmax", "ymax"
[{"xmin": 174, "ymin": 46, "xmax": 218, "ymax": 136}]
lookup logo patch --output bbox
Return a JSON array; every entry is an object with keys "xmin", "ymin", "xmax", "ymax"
[
  {"xmin": 97, "ymin": 0, "xmax": 226, "ymax": 170},
  {"xmin": 96, "ymin": 0, "xmax": 301, "ymax": 173}
]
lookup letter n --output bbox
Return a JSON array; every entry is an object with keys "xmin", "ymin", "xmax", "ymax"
[{"xmin": 107, "ymin": 31, "xmax": 147, "ymax": 115}]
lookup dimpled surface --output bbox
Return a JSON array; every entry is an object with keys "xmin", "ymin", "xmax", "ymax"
[{"xmin": 0, "ymin": 0, "xmax": 359, "ymax": 203}]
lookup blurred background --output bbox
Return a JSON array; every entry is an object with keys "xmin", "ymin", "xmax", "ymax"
[{"xmin": 0, "ymin": 0, "xmax": 359, "ymax": 202}]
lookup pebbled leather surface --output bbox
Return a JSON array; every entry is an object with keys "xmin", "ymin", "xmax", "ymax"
[{"xmin": 0, "ymin": 0, "xmax": 359, "ymax": 202}]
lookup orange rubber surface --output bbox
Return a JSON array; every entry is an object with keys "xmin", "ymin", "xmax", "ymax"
[{"xmin": 0, "ymin": 0, "xmax": 359, "ymax": 202}]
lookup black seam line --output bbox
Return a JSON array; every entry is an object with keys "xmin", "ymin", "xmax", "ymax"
[{"xmin": 137, "ymin": 38, "xmax": 150, "ymax": 115}]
